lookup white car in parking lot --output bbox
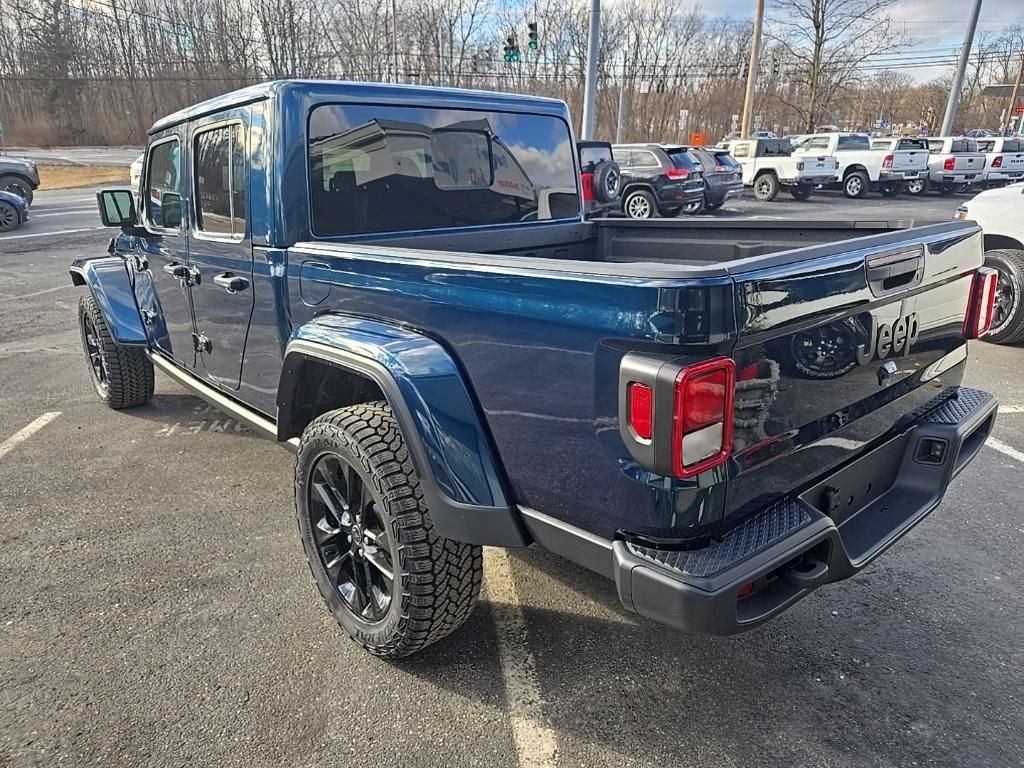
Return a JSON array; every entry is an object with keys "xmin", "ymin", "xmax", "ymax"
[
  {"xmin": 926, "ymin": 137, "xmax": 985, "ymax": 195},
  {"xmin": 975, "ymin": 136, "xmax": 1024, "ymax": 187},
  {"xmin": 956, "ymin": 182, "xmax": 1024, "ymax": 343},
  {"xmin": 870, "ymin": 137, "xmax": 932, "ymax": 195}
]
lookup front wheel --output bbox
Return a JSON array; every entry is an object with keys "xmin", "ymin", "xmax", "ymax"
[
  {"xmin": 0, "ymin": 200, "xmax": 19, "ymax": 232},
  {"xmin": 681, "ymin": 197, "xmax": 704, "ymax": 215},
  {"xmin": 753, "ymin": 173, "xmax": 779, "ymax": 202},
  {"xmin": 295, "ymin": 402, "xmax": 483, "ymax": 658},
  {"xmin": 983, "ymin": 249, "xmax": 1024, "ymax": 344},
  {"xmin": 622, "ymin": 189, "xmax": 657, "ymax": 219},
  {"xmin": 905, "ymin": 178, "xmax": 927, "ymax": 196},
  {"xmin": 77, "ymin": 295, "xmax": 154, "ymax": 409}
]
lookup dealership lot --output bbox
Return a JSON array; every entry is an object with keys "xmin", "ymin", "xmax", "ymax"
[{"xmin": 1, "ymin": 190, "xmax": 1022, "ymax": 768}]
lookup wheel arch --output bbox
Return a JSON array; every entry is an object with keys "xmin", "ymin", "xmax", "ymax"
[
  {"xmin": 620, "ymin": 182, "xmax": 655, "ymax": 199},
  {"xmin": 278, "ymin": 314, "xmax": 529, "ymax": 547},
  {"xmin": 984, "ymin": 234, "xmax": 1024, "ymax": 252},
  {"xmin": 843, "ymin": 164, "xmax": 868, "ymax": 178},
  {"xmin": 69, "ymin": 256, "xmax": 148, "ymax": 345},
  {"xmin": 0, "ymin": 172, "xmax": 36, "ymax": 189}
]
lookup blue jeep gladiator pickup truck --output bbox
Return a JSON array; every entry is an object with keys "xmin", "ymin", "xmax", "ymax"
[{"xmin": 73, "ymin": 80, "xmax": 999, "ymax": 658}]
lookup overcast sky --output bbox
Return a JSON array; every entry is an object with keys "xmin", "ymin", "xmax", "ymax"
[{"xmin": 710, "ymin": 0, "xmax": 1023, "ymax": 82}]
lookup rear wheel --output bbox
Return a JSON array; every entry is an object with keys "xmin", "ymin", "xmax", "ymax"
[
  {"xmin": 0, "ymin": 175, "xmax": 33, "ymax": 206},
  {"xmin": 843, "ymin": 170, "xmax": 869, "ymax": 199},
  {"xmin": 937, "ymin": 182, "xmax": 957, "ymax": 195},
  {"xmin": 789, "ymin": 184, "xmax": 813, "ymax": 200},
  {"xmin": 623, "ymin": 189, "xmax": 657, "ymax": 219},
  {"xmin": 295, "ymin": 403, "xmax": 483, "ymax": 658},
  {"xmin": 983, "ymin": 249, "xmax": 1024, "ymax": 344},
  {"xmin": 878, "ymin": 181, "xmax": 901, "ymax": 197},
  {"xmin": 753, "ymin": 173, "xmax": 779, "ymax": 202},
  {"xmin": 905, "ymin": 178, "xmax": 927, "ymax": 196},
  {"xmin": 77, "ymin": 294, "xmax": 154, "ymax": 409},
  {"xmin": 0, "ymin": 200, "xmax": 19, "ymax": 232}
]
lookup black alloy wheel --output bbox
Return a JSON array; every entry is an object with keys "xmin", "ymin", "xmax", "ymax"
[
  {"xmin": 0, "ymin": 200, "xmax": 18, "ymax": 232},
  {"xmin": 82, "ymin": 311, "xmax": 110, "ymax": 396},
  {"xmin": 306, "ymin": 451, "xmax": 396, "ymax": 623}
]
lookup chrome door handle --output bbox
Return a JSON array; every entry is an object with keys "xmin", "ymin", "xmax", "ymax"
[
  {"xmin": 163, "ymin": 262, "xmax": 188, "ymax": 278},
  {"xmin": 213, "ymin": 272, "xmax": 250, "ymax": 293}
]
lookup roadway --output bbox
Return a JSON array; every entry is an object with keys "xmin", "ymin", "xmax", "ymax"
[{"xmin": 1, "ymin": 146, "xmax": 141, "ymax": 166}]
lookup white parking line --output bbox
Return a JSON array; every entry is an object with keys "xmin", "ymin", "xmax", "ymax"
[
  {"xmin": 0, "ymin": 226, "xmax": 104, "ymax": 241},
  {"xmin": 987, "ymin": 437, "xmax": 1024, "ymax": 464},
  {"xmin": 30, "ymin": 208, "xmax": 96, "ymax": 218},
  {"xmin": 0, "ymin": 412, "xmax": 62, "ymax": 460},
  {"xmin": 999, "ymin": 405, "xmax": 1024, "ymax": 414},
  {"xmin": 484, "ymin": 548, "xmax": 558, "ymax": 768}
]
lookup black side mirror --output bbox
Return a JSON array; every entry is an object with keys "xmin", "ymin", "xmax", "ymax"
[
  {"xmin": 160, "ymin": 192, "xmax": 182, "ymax": 229},
  {"xmin": 96, "ymin": 188, "xmax": 137, "ymax": 228}
]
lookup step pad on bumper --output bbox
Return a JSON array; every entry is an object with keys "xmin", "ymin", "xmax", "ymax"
[{"xmin": 627, "ymin": 499, "xmax": 812, "ymax": 579}]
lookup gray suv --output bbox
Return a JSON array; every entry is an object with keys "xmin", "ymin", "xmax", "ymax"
[{"xmin": 0, "ymin": 156, "xmax": 40, "ymax": 205}]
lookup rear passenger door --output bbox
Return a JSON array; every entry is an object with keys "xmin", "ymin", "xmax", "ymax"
[{"xmin": 186, "ymin": 113, "xmax": 254, "ymax": 391}]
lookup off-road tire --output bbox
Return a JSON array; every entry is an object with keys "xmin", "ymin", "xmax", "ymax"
[
  {"xmin": 983, "ymin": 249, "xmax": 1024, "ymax": 344},
  {"xmin": 591, "ymin": 160, "xmax": 621, "ymax": 203},
  {"xmin": 753, "ymin": 173, "xmax": 779, "ymax": 202},
  {"xmin": 843, "ymin": 170, "xmax": 869, "ymax": 199},
  {"xmin": 0, "ymin": 175, "xmax": 33, "ymax": 206},
  {"xmin": 77, "ymin": 294, "xmax": 154, "ymax": 409},
  {"xmin": 295, "ymin": 402, "xmax": 483, "ymax": 659}
]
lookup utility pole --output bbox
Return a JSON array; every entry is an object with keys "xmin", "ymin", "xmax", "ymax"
[
  {"xmin": 615, "ymin": 74, "xmax": 626, "ymax": 143},
  {"xmin": 1002, "ymin": 52, "xmax": 1024, "ymax": 134},
  {"xmin": 940, "ymin": 0, "xmax": 983, "ymax": 136},
  {"xmin": 580, "ymin": 0, "xmax": 600, "ymax": 139},
  {"xmin": 392, "ymin": 0, "xmax": 400, "ymax": 84},
  {"xmin": 740, "ymin": 0, "xmax": 765, "ymax": 138}
]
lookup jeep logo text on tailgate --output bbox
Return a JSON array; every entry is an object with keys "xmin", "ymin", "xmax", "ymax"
[{"xmin": 856, "ymin": 312, "xmax": 920, "ymax": 365}]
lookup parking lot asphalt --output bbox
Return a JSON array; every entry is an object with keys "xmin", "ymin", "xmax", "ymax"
[{"xmin": 1, "ymin": 188, "xmax": 1022, "ymax": 768}]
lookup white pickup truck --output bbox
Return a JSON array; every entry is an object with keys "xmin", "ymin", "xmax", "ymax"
[
  {"xmin": 792, "ymin": 132, "xmax": 927, "ymax": 198},
  {"xmin": 869, "ymin": 136, "xmax": 932, "ymax": 195},
  {"xmin": 956, "ymin": 182, "xmax": 1024, "ymax": 343},
  {"xmin": 723, "ymin": 138, "xmax": 838, "ymax": 201},
  {"xmin": 975, "ymin": 136, "xmax": 1024, "ymax": 187},
  {"xmin": 926, "ymin": 137, "xmax": 985, "ymax": 195}
]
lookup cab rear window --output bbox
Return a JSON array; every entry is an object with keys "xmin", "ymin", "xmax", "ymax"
[{"xmin": 307, "ymin": 104, "xmax": 580, "ymax": 237}]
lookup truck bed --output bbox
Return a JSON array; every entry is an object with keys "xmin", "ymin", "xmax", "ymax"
[{"xmin": 314, "ymin": 217, "xmax": 947, "ymax": 272}]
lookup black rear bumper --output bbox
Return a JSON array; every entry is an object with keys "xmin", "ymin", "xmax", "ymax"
[{"xmin": 612, "ymin": 386, "xmax": 997, "ymax": 635}]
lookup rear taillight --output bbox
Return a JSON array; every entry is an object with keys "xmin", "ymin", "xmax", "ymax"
[
  {"xmin": 627, "ymin": 383, "xmax": 654, "ymax": 441},
  {"xmin": 992, "ymin": 155, "xmax": 1003, "ymax": 168},
  {"xmin": 671, "ymin": 358, "xmax": 735, "ymax": 478},
  {"xmin": 580, "ymin": 171, "xmax": 594, "ymax": 202},
  {"xmin": 963, "ymin": 267, "xmax": 999, "ymax": 339},
  {"xmin": 944, "ymin": 157, "xmax": 956, "ymax": 171},
  {"xmin": 665, "ymin": 167, "xmax": 689, "ymax": 179},
  {"xmin": 714, "ymin": 164, "xmax": 728, "ymax": 172},
  {"xmin": 882, "ymin": 154, "xmax": 894, "ymax": 168}
]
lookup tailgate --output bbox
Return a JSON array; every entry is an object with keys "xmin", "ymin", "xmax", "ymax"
[
  {"xmin": 1003, "ymin": 153, "xmax": 1024, "ymax": 173},
  {"xmin": 890, "ymin": 150, "xmax": 927, "ymax": 172},
  {"xmin": 953, "ymin": 153, "xmax": 985, "ymax": 172},
  {"xmin": 723, "ymin": 222, "xmax": 983, "ymax": 519},
  {"xmin": 798, "ymin": 156, "xmax": 835, "ymax": 178}
]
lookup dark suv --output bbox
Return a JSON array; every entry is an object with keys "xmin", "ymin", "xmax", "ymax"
[
  {"xmin": 612, "ymin": 143, "xmax": 704, "ymax": 218},
  {"xmin": 683, "ymin": 146, "xmax": 744, "ymax": 212}
]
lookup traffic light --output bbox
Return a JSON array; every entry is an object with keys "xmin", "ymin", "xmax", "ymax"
[
  {"xmin": 528, "ymin": 22, "xmax": 539, "ymax": 50},
  {"xmin": 503, "ymin": 35, "xmax": 520, "ymax": 63}
]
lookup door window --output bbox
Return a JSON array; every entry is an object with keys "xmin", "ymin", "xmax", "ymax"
[
  {"xmin": 145, "ymin": 138, "xmax": 182, "ymax": 231},
  {"xmin": 631, "ymin": 149, "xmax": 660, "ymax": 167},
  {"xmin": 193, "ymin": 123, "xmax": 247, "ymax": 238}
]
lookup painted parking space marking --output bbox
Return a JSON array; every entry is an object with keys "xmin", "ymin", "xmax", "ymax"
[
  {"xmin": 484, "ymin": 547, "xmax": 558, "ymax": 768},
  {"xmin": 987, "ymin": 437, "xmax": 1024, "ymax": 464},
  {"xmin": 0, "ymin": 412, "xmax": 62, "ymax": 460},
  {"xmin": 30, "ymin": 208, "xmax": 97, "ymax": 218},
  {"xmin": 0, "ymin": 226, "xmax": 105, "ymax": 241}
]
